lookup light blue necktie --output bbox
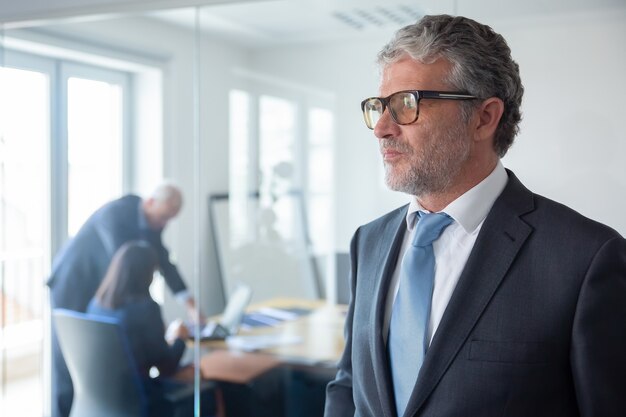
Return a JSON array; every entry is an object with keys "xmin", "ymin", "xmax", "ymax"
[{"xmin": 389, "ymin": 211, "xmax": 453, "ymax": 417}]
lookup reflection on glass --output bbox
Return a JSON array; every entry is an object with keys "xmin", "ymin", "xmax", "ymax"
[
  {"xmin": 67, "ymin": 77, "xmax": 123, "ymax": 236},
  {"xmin": 259, "ymin": 95, "xmax": 296, "ymax": 204},
  {"xmin": 211, "ymin": 192, "xmax": 319, "ymax": 303}
]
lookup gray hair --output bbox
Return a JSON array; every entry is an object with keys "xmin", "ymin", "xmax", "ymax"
[
  {"xmin": 150, "ymin": 181, "xmax": 182, "ymax": 207},
  {"xmin": 377, "ymin": 15, "xmax": 523, "ymax": 157}
]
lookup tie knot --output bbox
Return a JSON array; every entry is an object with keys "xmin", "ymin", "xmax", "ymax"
[{"xmin": 411, "ymin": 212, "xmax": 453, "ymax": 247}]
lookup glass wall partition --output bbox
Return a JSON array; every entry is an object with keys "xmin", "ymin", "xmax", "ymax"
[
  {"xmin": 2, "ymin": 2, "xmax": 349, "ymax": 416},
  {"xmin": 0, "ymin": 42, "xmax": 137, "ymax": 417},
  {"xmin": 2, "ymin": 8, "xmax": 184, "ymax": 416}
]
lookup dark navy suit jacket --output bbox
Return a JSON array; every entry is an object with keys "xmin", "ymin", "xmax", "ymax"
[
  {"xmin": 87, "ymin": 297, "xmax": 187, "ymax": 417},
  {"xmin": 87, "ymin": 297, "xmax": 186, "ymax": 378},
  {"xmin": 47, "ymin": 195, "xmax": 186, "ymax": 312},
  {"xmin": 325, "ymin": 170, "xmax": 626, "ymax": 417}
]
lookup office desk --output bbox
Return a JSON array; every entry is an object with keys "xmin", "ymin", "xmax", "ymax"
[
  {"xmin": 199, "ymin": 298, "xmax": 346, "ymax": 382},
  {"xmin": 199, "ymin": 299, "xmax": 346, "ymax": 417}
]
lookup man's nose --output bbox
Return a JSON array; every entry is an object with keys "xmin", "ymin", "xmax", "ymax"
[{"xmin": 373, "ymin": 109, "xmax": 401, "ymax": 140}]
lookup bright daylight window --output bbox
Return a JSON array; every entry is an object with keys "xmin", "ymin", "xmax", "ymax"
[
  {"xmin": 228, "ymin": 89, "xmax": 252, "ymax": 245},
  {"xmin": 228, "ymin": 88, "xmax": 334, "ymax": 256},
  {"xmin": 67, "ymin": 77, "xmax": 124, "ymax": 237},
  {"xmin": 0, "ymin": 51, "xmax": 130, "ymax": 417},
  {"xmin": 307, "ymin": 108, "xmax": 334, "ymax": 253},
  {"xmin": 0, "ymin": 65, "xmax": 49, "ymax": 417},
  {"xmin": 259, "ymin": 95, "xmax": 298, "ymax": 240},
  {"xmin": 228, "ymin": 88, "xmax": 334, "ymax": 302}
]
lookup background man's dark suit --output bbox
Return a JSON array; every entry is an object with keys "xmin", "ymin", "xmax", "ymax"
[
  {"xmin": 325, "ymin": 171, "xmax": 626, "ymax": 417},
  {"xmin": 47, "ymin": 195, "xmax": 187, "ymax": 417}
]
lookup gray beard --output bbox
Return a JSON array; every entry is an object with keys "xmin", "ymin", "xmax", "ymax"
[
  {"xmin": 381, "ymin": 123, "xmax": 470, "ymax": 197},
  {"xmin": 384, "ymin": 161, "xmax": 455, "ymax": 196}
]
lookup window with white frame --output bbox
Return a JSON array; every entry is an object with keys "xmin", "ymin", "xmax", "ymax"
[
  {"xmin": 65, "ymin": 66, "xmax": 128, "ymax": 237},
  {"xmin": 307, "ymin": 107, "xmax": 334, "ymax": 253},
  {"xmin": 0, "ymin": 48, "xmax": 131, "ymax": 416},
  {"xmin": 228, "ymin": 86, "xmax": 335, "ymax": 297}
]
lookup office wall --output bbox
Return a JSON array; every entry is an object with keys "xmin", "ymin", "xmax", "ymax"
[
  {"xmin": 496, "ymin": 10, "xmax": 626, "ymax": 237},
  {"xmin": 250, "ymin": 8, "xmax": 626, "ymax": 251}
]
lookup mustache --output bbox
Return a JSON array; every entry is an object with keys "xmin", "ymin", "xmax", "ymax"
[{"xmin": 379, "ymin": 138, "xmax": 413, "ymax": 154}]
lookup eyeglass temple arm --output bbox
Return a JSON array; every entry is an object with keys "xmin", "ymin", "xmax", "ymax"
[{"xmin": 419, "ymin": 91, "xmax": 477, "ymax": 100}]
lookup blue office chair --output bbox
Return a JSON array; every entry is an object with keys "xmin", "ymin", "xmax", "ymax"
[{"xmin": 53, "ymin": 309, "xmax": 215, "ymax": 417}]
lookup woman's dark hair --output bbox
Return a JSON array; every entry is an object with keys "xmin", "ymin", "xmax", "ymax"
[{"xmin": 95, "ymin": 241, "xmax": 158, "ymax": 309}]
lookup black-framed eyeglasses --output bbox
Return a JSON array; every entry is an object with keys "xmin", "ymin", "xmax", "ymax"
[{"xmin": 360, "ymin": 90, "xmax": 479, "ymax": 130}]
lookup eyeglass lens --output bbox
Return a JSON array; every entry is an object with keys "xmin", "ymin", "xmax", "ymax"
[
  {"xmin": 389, "ymin": 92, "xmax": 418, "ymax": 124},
  {"xmin": 363, "ymin": 92, "xmax": 418, "ymax": 129},
  {"xmin": 363, "ymin": 99, "xmax": 384, "ymax": 129}
]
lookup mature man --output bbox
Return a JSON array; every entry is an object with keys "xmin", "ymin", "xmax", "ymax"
[
  {"xmin": 48, "ymin": 183, "xmax": 201, "ymax": 417},
  {"xmin": 325, "ymin": 15, "xmax": 626, "ymax": 417}
]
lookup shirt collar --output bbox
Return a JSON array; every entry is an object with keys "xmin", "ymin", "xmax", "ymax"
[{"xmin": 405, "ymin": 160, "xmax": 508, "ymax": 234}]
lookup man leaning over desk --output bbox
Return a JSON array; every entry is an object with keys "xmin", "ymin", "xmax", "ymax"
[
  {"xmin": 325, "ymin": 14, "xmax": 626, "ymax": 417},
  {"xmin": 47, "ymin": 182, "xmax": 203, "ymax": 417}
]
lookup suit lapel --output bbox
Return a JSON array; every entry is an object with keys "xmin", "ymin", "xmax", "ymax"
[
  {"xmin": 368, "ymin": 206, "xmax": 408, "ymax": 417},
  {"xmin": 404, "ymin": 171, "xmax": 536, "ymax": 416}
]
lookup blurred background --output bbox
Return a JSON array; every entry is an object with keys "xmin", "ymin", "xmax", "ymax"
[{"xmin": 1, "ymin": 0, "xmax": 625, "ymax": 415}]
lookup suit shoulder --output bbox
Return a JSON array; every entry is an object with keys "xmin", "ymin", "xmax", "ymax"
[
  {"xmin": 529, "ymin": 193, "xmax": 622, "ymax": 241},
  {"xmin": 109, "ymin": 194, "xmax": 141, "ymax": 210},
  {"xmin": 94, "ymin": 194, "xmax": 140, "ymax": 222},
  {"xmin": 500, "ymin": 170, "xmax": 622, "ymax": 242}
]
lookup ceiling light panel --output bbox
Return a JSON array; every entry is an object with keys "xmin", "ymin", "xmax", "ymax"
[{"xmin": 331, "ymin": 4, "xmax": 423, "ymax": 31}]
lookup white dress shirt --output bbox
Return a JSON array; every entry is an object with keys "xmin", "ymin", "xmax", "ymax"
[{"xmin": 383, "ymin": 161, "xmax": 508, "ymax": 345}]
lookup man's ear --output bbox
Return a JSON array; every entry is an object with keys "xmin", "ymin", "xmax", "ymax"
[{"xmin": 473, "ymin": 97, "xmax": 504, "ymax": 143}]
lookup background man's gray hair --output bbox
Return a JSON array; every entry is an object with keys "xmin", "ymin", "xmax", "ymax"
[
  {"xmin": 377, "ymin": 14, "xmax": 524, "ymax": 157},
  {"xmin": 150, "ymin": 181, "xmax": 183, "ymax": 207}
]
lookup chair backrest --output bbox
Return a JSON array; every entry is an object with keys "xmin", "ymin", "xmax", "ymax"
[{"xmin": 53, "ymin": 309, "xmax": 148, "ymax": 417}]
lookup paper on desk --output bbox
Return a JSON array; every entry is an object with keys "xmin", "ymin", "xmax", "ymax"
[
  {"xmin": 256, "ymin": 307, "xmax": 300, "ymax": 321},
  {"xmin": 225, "ymin": 334, "xmax": 303, "ymax": 352}
]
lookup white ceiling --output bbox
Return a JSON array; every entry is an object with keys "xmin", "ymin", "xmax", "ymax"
[{"xmin": 148, "ymin": 0, "xmax": 626, "ymax": 48}]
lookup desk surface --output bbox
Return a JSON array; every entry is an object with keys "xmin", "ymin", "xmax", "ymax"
[
  {"xmin": 204, "ymin": 298, "xmax": 347, "ymax": 365},
  {"xmin": 199, "ymin": 298, "xmax": 346, "ymax": 382}
]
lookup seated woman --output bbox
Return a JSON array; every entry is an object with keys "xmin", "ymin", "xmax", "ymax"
[{"xmin": 87, "ymin": 240, "xmax": 214, "ymax": 416}]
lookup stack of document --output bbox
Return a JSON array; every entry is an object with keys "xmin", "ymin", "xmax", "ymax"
[
  {"xmin": 240, "ymin": 306, "xmax": 310, "ymax": 330},
  {"xmin": 226, "ymin": 334, "xmax": 303, "ymax": 351}
]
